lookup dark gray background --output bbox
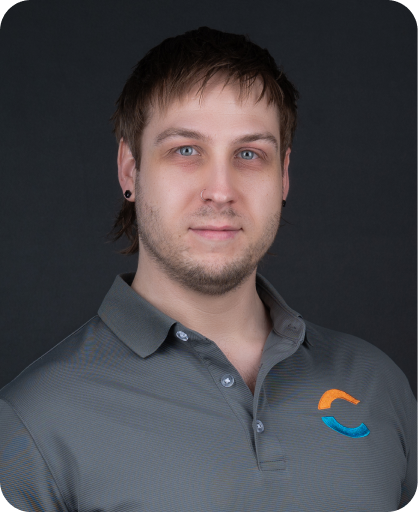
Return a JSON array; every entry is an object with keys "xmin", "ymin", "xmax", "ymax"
[{"xmin": 0, "ymin": 0, "xmax": 416, "ymax": 396}]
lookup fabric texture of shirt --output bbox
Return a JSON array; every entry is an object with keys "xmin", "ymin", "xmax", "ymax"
[{"xmin": 0, "ymin": 271, "xmax": 416, "ymax": 512}]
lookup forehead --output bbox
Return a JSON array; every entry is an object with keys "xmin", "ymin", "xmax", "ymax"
[{"xmin": 147, "ymin": 74, "xmax": 280, "ymax": 133}]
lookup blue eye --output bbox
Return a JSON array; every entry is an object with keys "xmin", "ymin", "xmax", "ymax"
[
  {"xmin": 175, "ymin": 146, "xmax": 260, "ymax": 160},
  {"xmin": 175, "ymin": 146, "xmax": 196, "ymax": 156},
  {"xmin": 240, "ymin": 149, "xmax": 259, "ymax": 160}
]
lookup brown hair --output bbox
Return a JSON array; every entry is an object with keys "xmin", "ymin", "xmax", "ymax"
[{"xmin": 107, "ymin": 26, "xmax": 299, "ymax": 255}]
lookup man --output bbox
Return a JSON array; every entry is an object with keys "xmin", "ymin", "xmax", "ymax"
[
  {"xmin": 0, "ymin": 26, "xmax": 416, "ymax": 512},
  {"xmin": 118, "ymin": 69, "xmax": 290, "ymax": 393}
]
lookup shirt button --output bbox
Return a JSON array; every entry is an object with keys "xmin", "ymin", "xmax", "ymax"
[
  {"xmin": 256, "ymin": 420, "xmax": 264, "ymax": 433},
  {"xmin": 221, "ymin": 374, "xmax": 235, "ymax": 387},
  {"xmin": 176, "ymin": 331, "xmax": 188, "ymax": 341}
]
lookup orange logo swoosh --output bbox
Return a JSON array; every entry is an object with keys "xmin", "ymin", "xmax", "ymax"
[{"xmin": 318, "ymin": 389, "xmax": 360, "ymax": 410}]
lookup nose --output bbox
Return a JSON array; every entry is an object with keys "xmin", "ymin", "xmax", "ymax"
[{"xmin": 200, "ymin": 162, "xmax": 238, "ymax": 208}]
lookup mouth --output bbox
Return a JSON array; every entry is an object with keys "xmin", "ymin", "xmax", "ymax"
[{"xmin": 189, "ymin": 226, "xmax": 241, "ymax": 241}]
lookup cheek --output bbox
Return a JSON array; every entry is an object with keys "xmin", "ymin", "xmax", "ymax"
[
  {"xmin": 151, "ymin": 182, "xmax": 196, "ymax": 228},
  {"xmin": 249, "ymin": 186, "xmax": 282, "ymax": 231}
]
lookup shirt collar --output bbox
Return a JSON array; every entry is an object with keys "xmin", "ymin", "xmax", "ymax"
[{"xmin": 98, "ymin": 271, "xmax": 311, "ymax": 358}]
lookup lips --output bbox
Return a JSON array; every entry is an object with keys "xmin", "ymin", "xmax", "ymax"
[
  {"xmin": 190, "ymin": 226, "xmax": 241, "ymax": 240},
  {"xmin": 191, "ymin": 225, "xmax": 239, "ymax": 231}
]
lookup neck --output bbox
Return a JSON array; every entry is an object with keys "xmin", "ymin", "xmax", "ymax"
[{"xmin": 130, "ymin": 252, "xmax": 273, "ymax": 349}]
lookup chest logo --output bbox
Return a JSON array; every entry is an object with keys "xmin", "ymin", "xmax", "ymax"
[{"xmin": 318, "ymin": 389, "xmax": 370, "ymax": 438}]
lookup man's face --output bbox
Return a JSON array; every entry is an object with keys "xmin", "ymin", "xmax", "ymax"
[{"xmin": 132, "ymin": 75, "xmax": 289, "ymax": 295}]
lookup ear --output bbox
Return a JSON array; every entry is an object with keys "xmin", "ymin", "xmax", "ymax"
[
  {"xmin": 117, "ymin": 138, "xmax": 137, "ymax": 201},
  {"xmin": 282, "ymin": 147, "xmax": 291, "ymax": 201}
]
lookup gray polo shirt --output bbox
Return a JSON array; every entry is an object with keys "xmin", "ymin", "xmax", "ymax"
[{"xmin": 0, "ymin": 272, "xmax": 416, "ymax": 511}]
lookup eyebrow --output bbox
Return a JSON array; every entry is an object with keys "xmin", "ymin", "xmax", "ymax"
[{"xmin": 153, "ymin": 128, "xmax": 279, "ymax": 152}]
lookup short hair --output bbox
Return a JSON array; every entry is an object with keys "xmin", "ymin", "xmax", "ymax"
[{"xmin": 107, "ymin": 26, "xmax": 299, "ymax": 255}]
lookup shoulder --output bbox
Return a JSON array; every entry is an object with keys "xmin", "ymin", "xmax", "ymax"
[
  {"xmin": 0, "ymin": 315, "xmax": 122, "ymax": 414},
  {"xmin": 303, "ymin": 318, "xmax": 414, "ymax": 404}
]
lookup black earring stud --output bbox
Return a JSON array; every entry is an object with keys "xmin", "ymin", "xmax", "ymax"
[
  {"xmin": 124, "ymin": 190, "xmax": 132, "ymax": 199},
  {"xmin": 282, "ymin": 200, "xmax": 286, "ymax": 207}
]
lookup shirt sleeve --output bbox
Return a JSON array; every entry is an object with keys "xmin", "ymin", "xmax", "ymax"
[
  {"xmin": 398, "ymin": 386, "xmax": 417, "ymax": 510},
  {"xmin": 0, "ymin": 398, "xmax": 69, "ymax": 512}
]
